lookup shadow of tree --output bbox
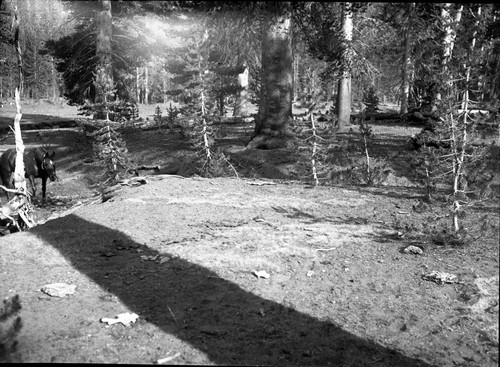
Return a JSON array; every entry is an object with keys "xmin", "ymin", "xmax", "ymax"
[
  {"xmin": 0, "ymin": 114, "xmax": 77, "ymax": 124},
  {"xmin": 273, "ymin": 206, "xmax": 372, "ymax": 226},
  {"xmin": 350, "ymin": 184, "xmax": 424, "ymax": 202},
  {"xmin": 32, "ymin": 214, "xmax": 435, "ymax": 366}
]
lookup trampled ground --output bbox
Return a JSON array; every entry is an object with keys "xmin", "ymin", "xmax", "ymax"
[{"xmin": 0, "ymin": 100, "xmax": 498, "ymax": 365}]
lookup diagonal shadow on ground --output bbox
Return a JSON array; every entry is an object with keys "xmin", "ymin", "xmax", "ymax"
[
  {"xmin": 32, "ymin": 214, "xmax": 435, "ymax": 366},
  {"xmin": 274, "ymin": 206, "xmax": 371, "ymax": 226}
]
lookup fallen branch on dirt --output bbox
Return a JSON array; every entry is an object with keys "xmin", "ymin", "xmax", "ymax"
[
  {"xmin": 421, "ymin": 271, "xmax": 464, "ymax": 285},
  {"xmin": 100, "ymin": 312, "xmax": 139, "ymax": 326},
  {"xmin": 0, "ymin": 200, "xmax": 34, "ymax": 230},
  {"xmin": 245, "ymin": 180, "xmax": 277, "ymax": 186},
  {"xmin": 118, "ymin": 176, "xmax": 148, "ymax": 186},
  {"xmin": 147, "ymin": 174, "xmax": 186, "ymax": 180},
  {"xmin": 253, "ymin": 217, "xmax": 275, "ymax": 227},
  {"xmin": 101, "ymin": 176, "xmax": 148, "ymax": 202},
  {"xmin": 0, "ymin": 186, "xmax": 35, "ymax": 230},
  {"xmin": 0, "ymin": 185, "xmax": 29, "ymax": 196},
  {"xmin": 314, "ymin": 247, "xmax": 337, "ymax": 251},
  {"xmin": 134, "ymin": 165, "xmax": 161, "ymax": 171}
]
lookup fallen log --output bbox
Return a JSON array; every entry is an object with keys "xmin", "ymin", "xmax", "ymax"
[
  {"xmin": 117, "ymin": 176, "xmax": 148, "ymax": 186},
  {"xmin": 101, "ymin": 176, "xmax": 148, "ymax": 202},
  {"xmin": 134, "ymin": 165, "xmax": 161, "ymax": 171},
  {"xmin": 127, "ymin": 165, "xmax": 161, "ymax": 176},
  {"xmin": 352, "ymin": 112, "xmax": 403, "ymax": 121}
]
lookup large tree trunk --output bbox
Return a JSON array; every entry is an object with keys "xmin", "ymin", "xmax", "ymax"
[
  {"xmin": 491, "ymin": 52, "xmax": 500, "ymax": 103},
  {"xmin": 337, "ymin": 77, "xmax": 351, "ymax": 125},
  {"xmin": 293, "ymin": 53, "xmax": 300, "ymax": 102},
  {"xmin": 247, "ymin": 2, "xmax": 293, "ymax": 150},
  {"xmin": 95, "ymin": 0, "xmax": 113, "ymax": 105},
  {"xmin": 233, "ymin": 63, "xmax": 249, "ymax": 117},
  {"xmin": 336, "ymin": 2, "xmax": 353, "ymax": 129},
  {"xmin": 400, "ymin": 2, "xmax": 415, "ymax": 115}
]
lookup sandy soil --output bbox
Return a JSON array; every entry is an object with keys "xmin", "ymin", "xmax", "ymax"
[{"xmin": 0, "ymin": 101, "xmax": 498, "ymax": 365}]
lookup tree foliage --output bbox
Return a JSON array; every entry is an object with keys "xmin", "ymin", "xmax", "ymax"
[
  {"xmin": 0, "ymin": 0, "xmax": 72, "ymax": 99},
  {"xmin": 1, "ymin": 1, "xmax": 498, "ymax": 119},
  {"xmin": 46, "ymin": 8, "xmax": 153, "ymax": 104}
]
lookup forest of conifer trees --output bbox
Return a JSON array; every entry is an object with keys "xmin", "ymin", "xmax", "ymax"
[{"xmin": 1, "ymin": 2, "xmax": 498, "ymax": 125}]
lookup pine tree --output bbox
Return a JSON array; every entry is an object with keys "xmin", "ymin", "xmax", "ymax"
[{"xmin": 248, "ymin": 2, "xmax": 293, "ymax": 149}]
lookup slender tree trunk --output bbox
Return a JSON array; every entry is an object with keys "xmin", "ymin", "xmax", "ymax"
[
  {"xmin": 233, "ymin": 62, "xmax": 249, "ymax": 117},
  {"xmin": 144, "ymin": 66, "xmax": 149, "ymax": 105},
  {"xmin": 336, "ymin": 2, "xmax": 353, "ymax": 129},
  {"xmin": 8, "ymin": 74, "xmax": 13, "ymax": 98},
  {"xmin": 462, "ymin": 6, "xmax": 480, "ymax": 110},
  {"xmin": 95, "ymin": 0, "xmax": 113, "ymax": 105},
  {"xmin": 163, "ymin": 74, "xmax": 167, "ymax": 103},
  {"xmin": 13, "ymin": 6, "xmax": 23, "ymax": 97},
  {"xmin": 248, "ymin": 2, "xmax": 293, "ymax": 149},
  {"xmin": 400, "ymin": 2, "xmax": 415, "ymax": 115},
  {"xmin": 442, "ymin": 4, "xmax": 463, "ymax": 67},
  {"xmin": 136, "ymin": 66, "xmax": 140, "ymax": 103},
  {"xmin": 51, "ymin": 56, "xmax": 57, "ymax": 101},
  {"xmin": 12, "ymin": 88, "xmax": 26, "ymax": 194},
  {"xmin": 11, "ymin": 5, "xmax": 28, "ymax": 208},
  {"xmin": 33, "ymin": 44, "xmax": 38, "ymax": 100}
]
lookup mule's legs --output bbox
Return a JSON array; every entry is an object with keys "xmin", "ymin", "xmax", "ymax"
[
  {"xmin": 0, "ymin": 170, "xmax": 12, "ymax": 203},
  {"xmin": 41, "ymin": 177, "xmax": 47, "ymax": 201},
  {"xmin": 28, "ymin": 176, "xmax": 37, "ymax": 198}
]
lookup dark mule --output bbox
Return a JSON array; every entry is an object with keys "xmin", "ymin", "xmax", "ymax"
[{"xmin": 0, "ymin": 148, "xmax": 57, "ymax": 202}]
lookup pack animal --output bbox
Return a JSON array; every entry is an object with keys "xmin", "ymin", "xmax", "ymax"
[{"xmin": 0, "ymin": 148, "xmax": 57, "ymax": 202}]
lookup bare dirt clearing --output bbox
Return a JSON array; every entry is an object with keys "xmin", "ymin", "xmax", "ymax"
[{"xmin": 0, "ymin": 101, "xmax": 499, "ymax": 365}]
